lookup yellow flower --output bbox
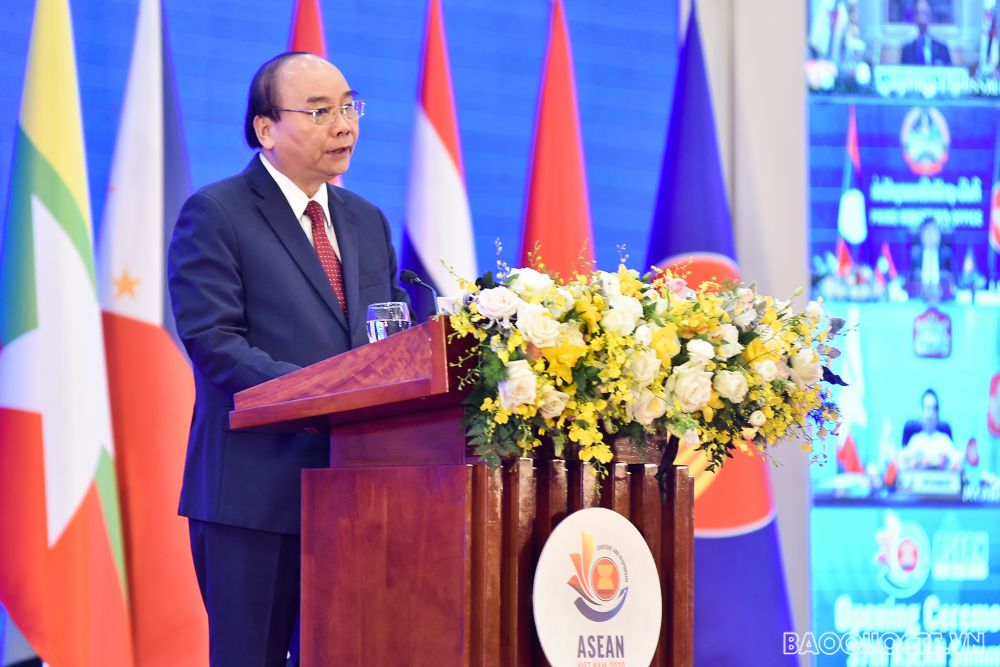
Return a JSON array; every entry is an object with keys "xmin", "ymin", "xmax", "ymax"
[
  {"xmin": 650, "ymin": 323, "xmax": 681, "ymax": 366},
  {"xmin": 574, "ymin": 292, "xmax": 605, "ymax": 333},
  {"xmin": 541, "ymin": 342, "xmax": 588, "ymax": 384},
  {"xmin": 616, "ymin": 265, "xmax": 644, "ymax": 297}
]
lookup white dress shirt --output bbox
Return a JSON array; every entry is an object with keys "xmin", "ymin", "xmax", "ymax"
[{"xmin": 259, "ymin": 153, "xmax": 342, "ymax": 259}]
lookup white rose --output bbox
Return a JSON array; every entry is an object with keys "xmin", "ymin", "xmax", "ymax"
[
  {"xmin": 752, "ymin": 359, "xmax": 778, "ymax": 383},
  {"xmin": 629, "ymin": 388, "xmax": 668, "ymax": 425},
  {"xmin": 634, "ymin": 324, "xmax": 653, "ymax": 346},
  {"xmin": 476, "ymin": 286, "xmax": 520, "ymax": 320},
  {"xmin": 497, "ymin": 359, "xmax": 537, "ymax": 409},
  {"xmin": 805, "ymin": 300, "xmax": 823, "ymax": 323},
  {"xmin": 775, "ymin": 356, "xmax": 791, "ymax": 380},
  {"xmin": 628, "ymin": 348, "xmax": 661, "ymax": 387},
  {"xmin": 601, "ymin": 308, "xmax": 634, "ymax": 337},
  {"xmin": 733, "ymin": 306, "xmax": 756, "ymax": 329},
  {"xmin": 665, "ymin": 361, "xmax": 713, "ymax": 413},
  {"xmin": 713, "ymin": 369, "xmax": 748, "ymax": 403},
  {"xmin": 686, "ymin": 339, "xmax": 715, "ymax": 366},
  {"xmin": 539, "ymin": 386, "xmax": 570, "ymax": 419},
  {"xmin": 516, "ymin": 303, "xmax": 561, "ymax": 348},
  {"xmin": 609, "ymin": 294, "xmax": 643, "ymax": 322},
  {"xmin": 715, "ymin": 323, "xmax": 744, "ymax": 360},
  {"xmin": 507, "ymin": 268, "xmax": 554, "ymax": 300},
  {"xmin": 682, "ymin": 429, "xmax": 700, "ymax": 447},
  {"xmin": 789, "ymin": 349, "xmax": 823, "ymax": 389},
  {"xmin": 749, "ymin": 410, "xmax": 766, "ymax": 427},
  {"xmin": 736, "ymin": 287, "xmax": 755, "ymax": 305}
]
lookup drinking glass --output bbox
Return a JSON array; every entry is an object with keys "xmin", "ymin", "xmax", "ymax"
[{"xmin": 365, "ymin": 301, "xmax": 411, "ymax": 342}]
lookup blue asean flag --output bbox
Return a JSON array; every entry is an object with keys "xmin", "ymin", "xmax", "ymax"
[
  {"xmin": 645, "ymin": 6, "xmax": 797, "ymax": 665},
  {"xmin": 645, "ymin": 5, "xmax": 736, "ymax": 286}
]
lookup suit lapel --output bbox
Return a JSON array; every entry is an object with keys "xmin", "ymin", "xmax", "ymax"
[
  {"xmin": 245, "ymin": 158, "xmax": 349, "ymax": 331},
  {"xmin": 327, "ymin": 184, "xmax": 361, "ymax": 337}
]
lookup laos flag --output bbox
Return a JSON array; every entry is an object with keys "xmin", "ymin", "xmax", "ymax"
[{"xmin": 645, "ymin": 6, "xmax": 796, "ymax": 665}]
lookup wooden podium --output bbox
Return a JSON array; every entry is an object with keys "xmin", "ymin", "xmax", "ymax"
[{"xmin": 231, "ymin": 318, "xmax": 694, "ymax": 666}]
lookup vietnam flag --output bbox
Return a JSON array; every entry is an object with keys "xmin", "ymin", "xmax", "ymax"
[
  {"xmin": 400, "ymin": 0, "xmax": 477, "ymax": 319},
  {"xmin": 519, "ymin": 0, "xmax": 594, "ymax": 279},
  {"xmin": 95, "ymin": 0, "xmax": 207, "ymax": 664},
  {"xmin": 0, "ymin": 0, "xmax": 134, "ymax": 664},
  {"xmin": 289, "ymin": 0, "xmax": 327, "ymax": 55},
  {"xmin": 288, "ymin": 0, "xmax": 344, "ymax": 188},
  {"xmin": 645, "ymin": 7, "xmax": 795, "ymax": 665}
]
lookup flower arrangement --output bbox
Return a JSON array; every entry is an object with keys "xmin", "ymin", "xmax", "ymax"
[{"xmin": 448, "ymin": 264, "xmax": 844, "ymax": 475}]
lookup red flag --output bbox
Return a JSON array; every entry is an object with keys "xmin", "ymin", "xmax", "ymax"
[
  {"xmin": 519, "ymin": 0, "xmax": 594, "ymax": 278},
  {"xmin": 837, "ymin": 236, "xmax": 854, "ymax": 276},
  {"xmin": 837, "ymin": 433, "xmax": 864, "ymax": 473},
  {"xmin": 289, "ymin": 0, "xmax": 326, "ymax": 55}
]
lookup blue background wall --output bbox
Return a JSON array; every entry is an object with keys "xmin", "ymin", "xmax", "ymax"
[{"xmin": 0, "ymin": 0, "xmax": 679, "ymax": 274}]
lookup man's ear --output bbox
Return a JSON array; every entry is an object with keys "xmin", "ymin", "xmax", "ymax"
[{"xmin": 254, "ymin": 115, "xmax": 275, "ymax": 150}]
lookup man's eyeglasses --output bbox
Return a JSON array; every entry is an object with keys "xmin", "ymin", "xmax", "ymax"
[{"xmin": 273, "ymin": 100, "xmax": 366, "ymax": 125}]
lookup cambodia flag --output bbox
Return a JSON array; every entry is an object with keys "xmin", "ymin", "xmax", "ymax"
[
  {"xmin": 400, "ymin": 0, "xmax": 477, "ymax": 319},
  {"xmin": 645, "ymin": 7, "xmax": 796, "ymax": 665},
  {"xmin": 519, "ymin": 0, "xmax": 594, "ymax": 279},
  {"xmin": 96, "ymin": 0, "xmax": 207, "ymax": 663}
]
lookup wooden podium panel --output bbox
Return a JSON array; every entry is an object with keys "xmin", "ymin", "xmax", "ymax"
[
  {"xmin": 233, "ymin": 319, "xmax": 694, "ymax": 666},
  {"xmin": 301, "ymin": 465, "xmax": 470, "ymax": 665}
]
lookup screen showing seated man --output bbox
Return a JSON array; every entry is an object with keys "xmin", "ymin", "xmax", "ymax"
[{"xmin": 900, "ymin": 0, "xmax": 953, "ymax": 65}]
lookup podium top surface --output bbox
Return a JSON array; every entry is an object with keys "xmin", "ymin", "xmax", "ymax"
[{"xmin": 230, "ymin": 318, "xmax": 470, "ymax": 430}]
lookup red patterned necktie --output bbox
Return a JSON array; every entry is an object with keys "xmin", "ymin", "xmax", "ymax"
[{"xmin": 304, "ymin": 200, "xmax": 347, "ymax": 315}]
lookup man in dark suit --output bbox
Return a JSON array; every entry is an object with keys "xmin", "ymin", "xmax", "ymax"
[
  {"xmin": 900, "ymin": 0, "xmax": 952, "ymax": 65},
  {"xmin": 167, "ymin": 52, "xmax": 409, "ymax": 666}
]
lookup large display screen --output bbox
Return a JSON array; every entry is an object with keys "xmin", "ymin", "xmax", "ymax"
[{"xmin": 807, "ymin": 0, "xmax": 1000, "ymax": 664}]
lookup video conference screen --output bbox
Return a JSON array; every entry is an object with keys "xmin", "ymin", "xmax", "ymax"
[{"xmin": 806, "ymin": 0, "xmax": 1000, "ymax": 664}]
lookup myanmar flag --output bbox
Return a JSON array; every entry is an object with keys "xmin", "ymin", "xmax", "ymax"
[{"xmin": 0, "ymin": 0, "xmax": 134, "ymax": 665}]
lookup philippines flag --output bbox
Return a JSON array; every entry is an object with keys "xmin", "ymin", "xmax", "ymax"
[
  {"xmin": 400, "ymin": 0, "xmax": 477, "ymax": 319},
  {"xmin": 0, "ymin": 0, "xmax": 134, "ymax": 663},
  {"xmin": 96, "ymin": 0, "xmax": 207, "ymax": 664},
  {"xmin": 519, "ymin": 0, "xmax": 594, "ymax": 279},
  {"xmin": 645, "ymin": 7, "xmax": 796, "ymax": 665}
]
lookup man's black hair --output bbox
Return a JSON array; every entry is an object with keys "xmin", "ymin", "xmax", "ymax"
[{"xmin": 244, "ymin": 51, "xmax": 314, "ymax": 148}]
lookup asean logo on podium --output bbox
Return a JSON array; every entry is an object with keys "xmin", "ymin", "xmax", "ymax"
[
  {"xmin": 534, "ymin": 508, "xmax": 661, "ymax": 665},
  {"xmin": 567, "ymin": 531, "xmax": 629, "ymax": 622}
]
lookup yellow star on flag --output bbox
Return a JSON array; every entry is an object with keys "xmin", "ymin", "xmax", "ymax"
[{"xmin": 111, "ymin": 269, "xmax": 140, "ymax": 299}]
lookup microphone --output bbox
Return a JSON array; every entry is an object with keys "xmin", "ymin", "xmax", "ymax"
[{"xmin": 400, "ymin": 270, "xmax": 440, "ymax": 317}]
